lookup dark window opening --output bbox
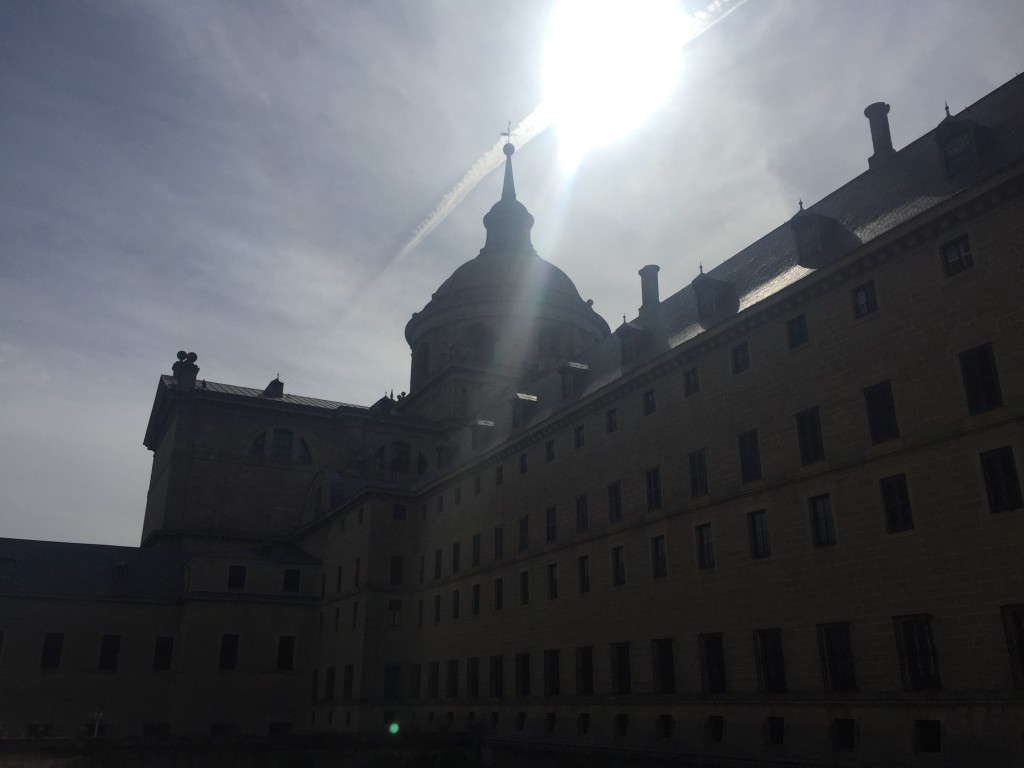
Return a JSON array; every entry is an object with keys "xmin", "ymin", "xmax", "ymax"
[
  {"xmin": 689, "ymin": 449, "xmax": 708, "ymax": 497},
  {"xmin": 809, "ymin": 493, "xmax": 836, "ymax": 547},
  {"xmin": 738, "ymin": 430, "xmax": 762, "ymax": 482},
  {"xmin": 731, "ymin": 343, "xmax": 750, "ymax": 373},
  {"xmin": 881, "ymin": 474, "xmax": 914, "ymax": 532},
  {"xmin": 747, "ymin": 510, "xmax": 771, "ymax": 559},
  {"xmin": 98, "ymin": 634, "xmax": 121, "ymax": 672},
  {"xmin": 754, "ymin": 629, "xmax": 786, "ymax": 692},
  {"xmin": 851, "ymin": 281, "xmax": 878, "ymax": 318},
  {"xmin": 795, "ymin": 407, "xmax": 825, "ymax": 465},
  {"xmin": 981, "ymin": 446, "xmax": 1022, "ymax": 512},
  {"xmin": 959, "ymin": 344, "xmax": 1002, "ymax": 414},
  {"xmin": 699, "ymin": 633, "xmax": 726, "ymax": 694},
  {"xmin": 818, "ymin": 623, "xmax": 856, "ymax": 691},
  {"xmin": 895, "ymin": 615, "xmax": 941, "ymax": 691},
  {"xmin": 787, "ymin": 314, "xmax": 809, "ymax": 348},
  {"xmin": 942, "ymin": 234, "xmax": 973, "ymax": 276}
]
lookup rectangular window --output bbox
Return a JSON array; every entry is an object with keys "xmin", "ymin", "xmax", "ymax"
[
  {"xmin": 818, "ymin": 623, "xmax": 856, "ymax": 692},
  {"xmin": 218, "ymin": 634, "xmax": 239, "ymax": 671},
  {"xmin": 271, "ymin": 429, "xmax": 293, "ymax": 462},
  {"xmin": 610, "ymin": 643, "xmax": 631, "ymax": 694},
  {"xmin": 354, "ymin": 558, "xmax": 361, "ymax": 587},
  {"xmin": 650, "ymin": 535, "xmax": 667, "ymax": 578},
  {"xmin": 731, "ymin": 342, "xmax": 750, "ymax": 373},
  {"xmin": 894, "ymin": 615, "xmax": 941, "ymax": 691},
  {"xmin": 387, "ymin": 599, "xmax": 402, "ymax": 627},
  {"xmin": 795, "ymin": 407, "xmax": 825, "ymax": 465},
  {"xmin": 337, "ymin": 565, "xmax": 343, "ymax": 593},
  {"xmin": 393, "ymin": 503, "xmax": 407, "ymax": 520},
  {"xmin": 473, "ymin": 476, "xmax": 481, "ymax": 496},
  {"xmin": 410, "ymin": 663, "xmax": 422, "ymax": 699},
  {"xmin": 959, "ymin": 344, "xmax": 1002, "ymax": 414},
  {"xmin": 1002, "ymin": 605, "xmax": 1024, "ymax": 689},
  {"xmin": 452, "ymin": 542, "xmax": 461, "ymax": 573},
  {"xmin": 611, "ymin": 546, "xmax": 626, "ymax": 586},
  {"xmin": 787, "ymin": 314, "xmax": 809, "ymax": 348},
  {"xmin": 575, "ymin": 646, "xmax": 594, "ymax": 695},
  {"xmin": 651, "ymin": 638, "xmax": 675, "ymax": 693},
  {"xmin": 543, "ymin": 650, "xmax": 561, "ymax": 696},
  {"xmin": 545, "ymin": 439, "xmax": 556, "ymax": 463},
  {"xmin": 495, "ymin": 465, "xmax": 504, "ymax": 485},
  {"xmin": 941, "ymin": 234, "xmax": 973, "ymax": 276},
  {"xmin": 451, "ymin": 590, "xmax": 460, "ymax": 620},
  {"xmin": 342, "ymin": 665, "xmax": 354, "ymax": 701},
  {"xmin": 227, "ymin": 565, "xmax": 246, "ymax": 590},
  {"xmin": 575, "ymin": 494, "xmax": 589, "ymax": 534},
  {"xmin": 389, "ymin": 555, "xmax": 404, "ymax": 585},
  {"xmin": 545, "ymin": 506, "xmax": 557, "ymax": 542},
  {"xmin": 981, "ymin": 447, "xmax": 1023, "ymax": 512},
  {"xmin": 574, "ymin": 424, "xmax": 585, "ymax": 448},
  {"xmin": 352, "ymin": 600, "xmax": 359, "ymax": 628},
  {"xmin": 747, "ymin": 509, "xmax": 771, "ymax": 558},
  {"xmin": 608, "ymin": 480, "xmax": 623, "ymax": 523},
  {"xmin": 864, "ymin": 381, "xmax": 900, "ymax": 443},
  {"xmin": 547, "ymin": 563, "xmax": 558, "ymax": 599},
  {"xmin": 98, "ymin": 634, "xmax": 121, "ymax": 672},
  {"xmin": 446, "ymin": 659, "xmax": 459, "ymax": 698},
  {"xmin": 754, "ymin": 629, "xmax": 786, "ymax": 692},
  {"xmin": 518, "ymin": 516, "xmax": 529, "ymax": 551},
  {"xmin": 699, "ymin": 633, "xmax": 726, "ymax": 693},
  {"xmin": 519, "ymin": 453, "xmax": 528, "ymax": 474},
  {"xmin": 472, "ymin": 533, "xmax": 481, "ymax": 567},
  {"xmin": 283, "ymin": 568, "xmax": 301, "ymax": 593},
  {"xmin": 434, "ymin": 549, "xmax": 442, "ymax": 579},
  {"xmin": 494, "ymin": 525, "xmax": 504, "ymax": 560},
  {"xmin": 472, "ymin": 584, "xmax": 480, "ymax": 615},
  {"xmin": 276, "ymin": 636, "xmax": 296, "ymax": 671},
  {"xmin": 494, "ymin": 577, "xmax": 503, "ymax": 610},
  {"xmin": 605, "ymin": 408, "xmax": 618, "ymax": 433},
  {"xmin": 489, "ymin": 655, "xmax": 504, "ymax": 697},
  {"xmin": 577, "ymin": 555, "xmax": 591, "ymax": 593},
  {"xmin": 689, "ymin": 449, "xmax": 709, "ymax": 497},
  {"xmin": 695, "ymin": 523, "xmax": 715, "ymax": 568},
  {"xmin": 851, "ymin": 281, "xmax": 878, "ymax": 318},
  {"xmin": 152, "ymin": 636, "xmax": 173, "ymax": 671},
  {"xmin": 684, "ymin": 367, "xmax": 700, "ymax": 395},
  {"xmin": 642, "ymin": 389, "xmax": 656, "ymax": 415},
  {"xmin": 383, "ymin": 663, "xmax": 401, "ymax": 700},
  {"xmin": 467, "ymin": 657, "xmax": 480, "ymax": 697},
  {"xmin": 738, "ymin": 430, "xmax": 762, "ymax": 481},
  {"xmin": 809, "ymin": 493, "xmax": 836, "ymax": 547},
  {"xmin": 646, "ymin": 466, "xmax": 663, "ymax": 510},
  {"xmin": 454, "ymin": 486, "xmax": 462, "ymax": 505},
  {"xmin": 881, "ymin": 474, "xmax": 914, "ymax": 532},
  {"xmin": 427, "ymin": 662, "xmax": 439, "ymax": 698},
  {"xmin": 325, "ymin": 666, "xmax": 336, "ymax": 701},
  {"xmin": 519, "ymin": 571, "xmax": 530, "ymax": 605},
  {"xmin": 515, "ymin": 652, "xmax": 531, "ymax": 696},
  {"xmin": 433, "ymin": 595, "xmax": 441, "ymax": 624}
]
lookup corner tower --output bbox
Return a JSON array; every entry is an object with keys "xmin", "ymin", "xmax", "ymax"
[{"xmin": 402, "ymin": 142, "xmax": 610, "ymax": 423}]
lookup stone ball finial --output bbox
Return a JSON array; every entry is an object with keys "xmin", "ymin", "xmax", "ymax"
[
  {"xmin": 186, "ymin": 352, "xmax": 198, "ymax": 363},
  {"xmin": 503, "ymin": 142, "xmax": 515, "ymax": 157},
  {"xmin": 176, "ymin": 350, "xmax": 187, "ymax": 361}
]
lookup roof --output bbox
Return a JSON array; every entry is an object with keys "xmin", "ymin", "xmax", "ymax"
[{"xmin": 167, "ymin": 376, "xmax": 364, "ymax": 411}]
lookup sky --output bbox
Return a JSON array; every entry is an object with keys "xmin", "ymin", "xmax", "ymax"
[{"xmin": 1, "ymin": 0, "xmax": 1022, "ymax": 547}]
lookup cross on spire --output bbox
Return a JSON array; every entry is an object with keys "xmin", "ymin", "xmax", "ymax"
[{"xmin": 501, "ymin": 120, "xmax": 516, "ymax": 145}]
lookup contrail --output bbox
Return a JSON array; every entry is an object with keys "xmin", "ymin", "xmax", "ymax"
[{"xmin": 390, "ymin": 0, "xmax": 749, "ymax": 267}]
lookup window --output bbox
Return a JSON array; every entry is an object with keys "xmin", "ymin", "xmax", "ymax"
[
  {"xmin": 646, "ymin": 466, "xmax": 662, "ymax": 511},
  {"xmin": 410, "ymin": 664, "xmax": 422, "ymax": 699},
  {"xmin": 389, "ymin": 555, "xmax": 404, "ymax": 585},
  {"xmin": 454, "ymin": 486, "xmax": 462, "ymax": 505},
  {"xmin": 473, "ymin": 476, "xmax": 481, "ymax": 496},
  {"xmin": 248, "ymin": 433, "xmax": 265, "ymax": 463},
  {"xmin": 227, "ymin": 565, "xmax": 246, "ymax": 590},
  {"xmin": 433, "ymin": 595, "xmax": 441, "ymax": 624},
  {"xmin": 98, "ymin": 634, "xmax": 121, "ymax": 672},
  {"xmin": 467, "ymin": 657, "xmax": 480, "ymax": 697},
  {"xmin": 515, "ymin": 652, "xmax": 531, "ymax": 695},
  {"xmin": 642, "ymin": 389, "xmax": 656, "ymax": 415},
  {"xmin": 392, "ymin": 503, "xmax": 407, "ymax": 520},
  {"xmin": 894, "ymin": 614, "xmax": 941, "ymax": 690},
  {"xmin": 472, "ymin": 534, "xmax": 481, "ymax": 567},
  {"xmin": 323, "ymin": 667, "xmax": 335, "ymax": 701},
  {"xmin": 818, "ymin": 623, "xmax": 856, "ymax": 691},
  {"xmin": 383, "ymin": 664, "xmax": 401, "ymax": 700},
  {"xmin": 547, "ymin": 563, "xmax": 558, "ymax": 599},
  {"xmin": 981, "ymin": 447, "xmax": 1022, "ymax": 512},
  {"xmin": 341, "ymin": 664, "xmax": 354, "ymax": 701},
  {"xmin": 605, "ymin": 408, "xmax": 618, "ymax": 433},
  {"xmin": 614, "ymin": 714, "xmax": 629, "ymax": 737},
  {"xmin": 519, "ymin": 571, "xmax": 530, "ymax": 605},
  {"xmin": 880, "ymin": 474, "xmax": 914, "ymax": 532},
  {"xmin": 452, "ymin": 542, "xmax": 461, "ymax": 573},
  {"xmin": 705, "ymin": 715, "xmax": 725, "ymax": 743},
  {"xmin": 941, "ymin": 234, "xmax": 973, "ymax": 276},
  {"xmin": 489, "ymin": 655, "xmax": 504, "ymax": 697},
  {"xmin": 959, "ymin": 344, "xmax": 1002, "ymax": 414},
  {"xmin": 577, "ymin": 651, "xmax": 593, "ymax": 696},
  {"xmin": 545, "ymin": 439, "xmax": 555, "ymax": 463},
  {"xmin": 271, "ymin": 429, "xmax": 293, "ymax": 462},
  {"xmin": 577, "ymin": 555, "xmax": 591, "ymax": 593},
  {"xmin": 446, "ymin": 659, "xmax": 459, "ymax": 698},
  {"xmin": 684, "ymin": 367, "xmax": 700, "ymax": 395},
  {"xmin": 689, "ymin": 449, "xmax": 709, "ymax": 497},
  {"xmin": 650, "ymin": 535, "xmax": 667, "ymax": 578},
  {"xmin": 518, "ymin": 516, "xmax": 529, "ymax": 551},
  {"xmin": 352, "ymin": 600, "xmax": 359, "ymax": 628},
  {"xmin": 763, "ymin": 717, "xmax": 785, "ymax": 746},
  {"xmin": 699, "ymin": 633, "xmax": 726, "ymax": 693},
  {"xmin": 651, "ymin": 638, "xmax": 675, "ymax": 693},
  {"xmin": 543, "ymin": 650, "xmax": 561, "ymax": 696},
  {"xmin": 434, "ymin": 549, "xmax": 442, "ymax": 579},
  {"xmin": 1002, "ymin": 605, "xmax": 1024, "ymax": 689},
  {"xmin": 337, "ymin": 565, "xmax": 344, "ymax": 592},
  {"xmin": 731, "ymin": 343, "xmax": 750, "ymax": 373},
  {"xmin": 283, "ymin": 568, "xmax": 301, "ymax": 593},
  {"xmin": 610, "ymin": 643, "xmax": 631, "ymax": 694},
  {"xmin": 914, "ymin": 719, "xmax": 942, "ymax": 753},
  {"xmin": 611, "ymin": 546, "xmax": 626, "ymax": 586},
  {"xmin": 427, "ymin": 662, "xmax": 440, "ymax": 698},
  {"xmin": 863, "ymin": 380, "xmax": 899, "ymax": 443},
  {"xmin": 472, "ymin": 583, "xmax": 480, "ymax": 615},
  {"xmin": 494, "ymin": 577, "xmax": 504, "ymax": 610},
  {"xmin": 573, "ymin": 424, "xmax": 585, "ymax": 448},
  {"xmin": 738, "ymin": 429, "xmax": 762, "ymax": 481},
  {"xmin": 747, "ymin": 510, "xmax": 771, "ymax": 558},
  {"xmin": 417, "ymin": 599, "xmax": 424, "ymax": 627},
  {"xmin": 218, "ymin": 634, "xmax": 239, "ymax": 671},
  {"xmin": 833, "ymin": 718, "xmax": 857, "ymax": 751},
  {"xmin": 607, "ymin": 480, "xmax": 623, "ymax": 523},
  {"xmin": 545, "ymin": 507, "xmax": 557, "ymax": 542},
  {"xmin": 417, "ymin": 556, "xmax": 424, "ymax": 584},
  {"xmin": 519, "ymin": 453, "xmax": 528, "ymax": 475},
  {"xmin": 152, "ymin": 636, "xmax": 173, "ymax": 671},
  {"xmin": 276, "ymin": 636, "xmax": 296, "ymax": 671},
  {"xmin": 494, "ymin": 525, "xmax": 504, "ymax": 560},
  {"xmin": 851, "ymin": 281, "xmax": 877, "ymax": 318},
  {"xmin": 495, "ymin": 465, "xmax": 504, "ymax": 485},
  {"xmin": 754, "ymin": 629, "xmax": 786, "ymax": 692},
  {"xmin": 387, "ymin": 599, "xmax": 402, "ymax": 627},
  {"xmin": 809, "ymin": 493, "xmax": 836, "ymax": 547},
  {"xmin": 795, "ymin": 407, "xmax": 825, "ymax": 465},
  {"xmin": 575, "ymin": 494, "xmax": 589, "ymax": 534},
  {"xmin": 787, "ymin": 314, "xmax": 809, "ymax": 348},
  {"xmin": 695, "ymin": 524, "xmax": 715, "ymax": 569}
]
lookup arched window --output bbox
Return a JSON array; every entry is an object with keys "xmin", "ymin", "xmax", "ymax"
[{"xmin": 248, "ymin": 430, "xmax": 312, "ymax": 466}]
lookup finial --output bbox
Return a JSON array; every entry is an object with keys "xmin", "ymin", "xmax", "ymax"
[
  {"xmin": 622, "ymin": 313, "xmax": 627, "ymax": 324},
  {"xmin": 944, "ymin": 102, "xmax": 951, "ymax": 117},
  {"xmin": 798, "ymin": 199, "xmax": 804, "ymax": 211},
  {"xmin": 500, "ymin": 121, "xmax": 517, "ymax": 201},
  {"xmin": 501, "ymin": 120, "xmax": 516, "ymax": 153},
  {"xmin": 698, "ymin": 263, "xmax": 704, "ymax": 274}
]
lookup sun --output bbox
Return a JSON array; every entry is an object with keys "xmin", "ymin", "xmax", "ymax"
[{"xmin": 542, "ymin": 0, "xmax": 694, "ymax": 171}]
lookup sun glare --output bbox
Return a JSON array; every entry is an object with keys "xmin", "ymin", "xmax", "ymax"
[{"xmin": 543, "ymin": 0, "xmax": 693, "ymax": 170}]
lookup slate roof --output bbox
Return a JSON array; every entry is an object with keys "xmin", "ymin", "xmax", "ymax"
[{"xmin": 160, "ymin": 376, "xmax": 366, "ymax": 411}]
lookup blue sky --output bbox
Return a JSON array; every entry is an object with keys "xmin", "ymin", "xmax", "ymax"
[{"xmin": 1, "ymin": 0, "xmax": 1021, "ymax": 545}]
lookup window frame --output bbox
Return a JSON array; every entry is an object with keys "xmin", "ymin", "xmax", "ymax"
[{"xmin": 851, "ymin": 281, "xmax": 878, "ymax": 318}]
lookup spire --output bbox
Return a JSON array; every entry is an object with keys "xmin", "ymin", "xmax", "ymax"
[
  {"xmin": 481, "ymin": 129, "xmax": 534, "ymax": 252},
  {"xmin": 502, "ymin": 142, "xmax": 517, "ymax": 201}
]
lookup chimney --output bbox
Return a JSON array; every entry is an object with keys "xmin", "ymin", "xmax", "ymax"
[
  {"xmin": 638, "ymin": 265, "xmax": 660, "ymax": 318},
  {"xmin": 864, "ymin": 102, "xmax": 895, "ymax": 169}
]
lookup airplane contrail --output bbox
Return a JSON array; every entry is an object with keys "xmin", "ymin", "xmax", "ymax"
[{"xmin": 390, "ymin": 0, "xmax": 749, "ymax": 267}]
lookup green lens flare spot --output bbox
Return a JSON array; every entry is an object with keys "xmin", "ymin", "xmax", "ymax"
[{"xmin": 388, "ymin": 722, "xmax": 399, "ymax": 735}]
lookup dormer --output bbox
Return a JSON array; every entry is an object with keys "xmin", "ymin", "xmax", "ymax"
[
  {"xmin": 789, "ymin": 202, "xmax": 861, "ymax": 269},
  {"xmin": 616, "ymin": 322, "xmax": 651, "ymax": 365},
  {"xmin": 511, "ymin": 392, "xmax": 538, "ymax": 428},
  {"xmin": 559, "ymin": 361, "xmax": 590, "ymax": 399},
  {"xmin": 691, "ymin": 267, "xmax": 738, "ymax": 328},
  {"xmin": 935, "ymin": 105, "xmax": 985, "ymax": 177}
]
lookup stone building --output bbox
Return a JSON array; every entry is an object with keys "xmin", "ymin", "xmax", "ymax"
[{"xmin": 1, "ymin": 74, "xmax": 1023, "ymax": 766}]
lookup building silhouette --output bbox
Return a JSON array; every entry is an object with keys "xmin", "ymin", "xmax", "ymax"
[{"xmin": 2, "ymin": 74, "xmax": 1023, "ymax": 766}]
